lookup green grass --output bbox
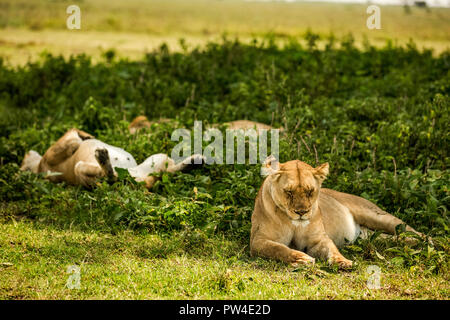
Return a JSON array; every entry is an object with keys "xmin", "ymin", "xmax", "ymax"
[
  {"xmin": 1, "ymin": 218, "xmax": 448, "ymax": 299},
  {"xmin": 0, "ymin": 31, "xmax": 448, "ymax": 299},
  {"xmin": 0, "ymin": 0, "xmax": 449, "ymax": 65}
]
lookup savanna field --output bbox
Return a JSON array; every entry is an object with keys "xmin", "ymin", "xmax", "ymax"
[{"xmin": 0, "ymin": 0, "xmax": 449, "ymax": 299}]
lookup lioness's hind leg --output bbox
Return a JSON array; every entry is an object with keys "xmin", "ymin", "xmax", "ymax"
[
  {"xmin": 43, "ymin": 129, "xmax": 93, "ymax": 166},
  {"xmin": 333, "ymin": 191, "xmax": 425, "ymax": 239},
  {"xmin": 75, "ymin": 129, "xmax": 94, "ymax": 141},
  {"xmin": 353, "ymin": 204, "xmax": 423, "ymax": 238},
  {"xmin": 94, "ymin": 148, "xmax": 117, "ymax": 183}
]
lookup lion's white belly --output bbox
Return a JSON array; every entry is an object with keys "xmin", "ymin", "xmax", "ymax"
[
  {"xmin": 127, "ymin": 154, "xmax": 171, "ymax": 179},
  {"xmin": 81, "ymin": 139, "xmax": 138, "ymax": 169},
  {"xmin": 326, "ymin": 209, "xmax": 360, "ymax": 247},
  {"xmin": 80, "ymin": 140, "xmax": 174, "ymax": 180},
  {"xmin": 319, "ymin": 193, "xmax": 361, "ymax": 247}
]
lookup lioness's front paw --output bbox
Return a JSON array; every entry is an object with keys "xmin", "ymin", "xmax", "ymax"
[
  {"xmin": 288, "ymin": 250, "xmax": 315, "ymax": 266},
  {"xmin": 330, "ymin": 256, "xmax": 353, "ymax": 269}
]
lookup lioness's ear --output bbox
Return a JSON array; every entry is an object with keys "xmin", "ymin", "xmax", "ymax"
[
  {"xmin": 314, "ymin": 162, "xmax": 329, "ymax": 182},
  {"xmin": 261, "ymin": 155, "xmax": 280, "ymax": 177}
]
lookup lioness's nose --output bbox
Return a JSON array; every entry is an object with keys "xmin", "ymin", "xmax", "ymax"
[{"xmin": 295, "ymin": 209, "xmax": 309, "ymax": 215}]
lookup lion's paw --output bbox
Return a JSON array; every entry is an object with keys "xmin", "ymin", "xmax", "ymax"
[
  {"xmin": 330, "ymin": 256, "xmax": 353, "ymax": 269},
  {"xmin": 288, "ymin": 250, "xmax": 315, "ymax": 266}
]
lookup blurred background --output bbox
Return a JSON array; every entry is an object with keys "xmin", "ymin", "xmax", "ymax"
[{"xmin": 0, "ymin": 0, "xmax": 449, "ymax": 64}]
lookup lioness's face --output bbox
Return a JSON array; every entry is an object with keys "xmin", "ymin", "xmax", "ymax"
[{"xmin": 263, "ymin": 158, "xmax": 329, "ymax": 221}]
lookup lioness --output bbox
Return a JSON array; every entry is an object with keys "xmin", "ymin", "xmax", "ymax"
[
  {"xmin": 21, "ymin": 128, "xmax": 204, "ymax": 189},
  {"xmin": 250, "ymin": 156, "xmax": 426, "ymax": 269},
  {"xmin": 128, "ymin": 115, "xmax": 282, "ymax": 134},
  {"xmin": 129, "ymin": 116, "xmax": 178, "ymax": 134}
]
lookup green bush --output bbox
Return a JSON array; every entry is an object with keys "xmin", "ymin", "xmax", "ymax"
[{"xmin": 0, "ymin": 36, "xmax": 448, "ymax": 245}]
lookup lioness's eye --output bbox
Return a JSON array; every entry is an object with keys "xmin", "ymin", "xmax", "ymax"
[{"xmin": 306, "ymin": 189, "xmax": 314, "ymax": 197}]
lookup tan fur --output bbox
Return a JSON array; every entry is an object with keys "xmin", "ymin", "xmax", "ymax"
[
  {"xmin": 21, "ymin": 128, "xmax": 204, "ymax": 189},
  {"xmin": 128, "ymin": 115, "xmax": 282, "ymax": 134},
  {"xmin": 128, "ymin": 116, "xmax": 177, "ymax": 134},
  {"xmin": 250, "ymin": 157, "xmax": 425, "ymax": 269},
  {"xmin": 24, "ymin": 128, "xmax": 106, "ymax": 187},
  {"xmin": 216, "ymin": 120, "xmax": 283, "ymax": 133}
]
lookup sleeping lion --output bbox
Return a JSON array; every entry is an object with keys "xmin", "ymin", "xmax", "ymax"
[
  {"xmin": 128, "ymin": 115, "xmax": 282, "ymax": 134},
  {"xmin": 250, "ymin": 156, "xmax": 427, "ymax": 269},
  {"xmin": 20, "ymin": 128, "xmax": 204, "ymax": 189}
]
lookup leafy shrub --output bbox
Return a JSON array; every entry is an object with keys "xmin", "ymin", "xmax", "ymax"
[{"xmin": 0, "ymin": 37, "xmax": 448, "ymax": 270}]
